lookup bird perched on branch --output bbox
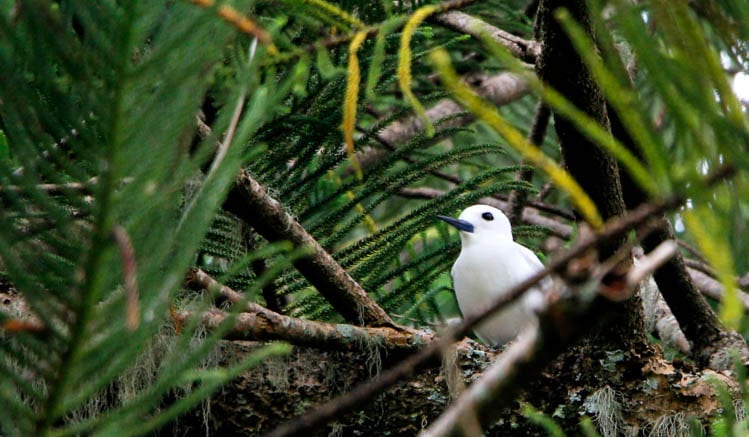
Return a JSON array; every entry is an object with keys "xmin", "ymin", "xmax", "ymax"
[{"xmin": 437, "ymin": 205, "xmax": 551, "ymax": 346}]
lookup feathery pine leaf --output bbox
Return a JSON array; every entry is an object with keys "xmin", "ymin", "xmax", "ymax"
[{"xmin": 0, "ymin": 2, "xmax": 291, "ymax": 434}]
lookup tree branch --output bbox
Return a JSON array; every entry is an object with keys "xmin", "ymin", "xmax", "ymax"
[
  {"xmin": 355, "ymin": 72, "xmax": 530, "ymax": 172},
  {"xmin": 183, "ymin": 268, "xmax": 432, "ymax": 351},
  {"xmin": 536, "ymin": 0, "xmax": 643, "ymax": 348},
  {"xmin": 689, "ymin": 267, "xmax": 749, "ymax": 313},
  {"xmin": 178, "ymin": 309, "xmax": 433, "ymax": 352},
  {"xmin": 224, "ymin": 172, "xmax": 393, "ymax": 327},
  {"xmin": 431, "ymin": 10, "xmax": 541, "ymax": 63}
]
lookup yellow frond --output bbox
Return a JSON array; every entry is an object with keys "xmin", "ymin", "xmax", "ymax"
[
  {"xmin": 398, "ymin": 5, "xmax": 439, "ymax": 138},
  {"xmin": 342, "ymin": 31, "xmax": 368, "ymax": 180}
]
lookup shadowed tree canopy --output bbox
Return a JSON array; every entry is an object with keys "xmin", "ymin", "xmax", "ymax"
[{"xmin": 1, "ymin": 0, "xmax": 749, "ymax": 435}]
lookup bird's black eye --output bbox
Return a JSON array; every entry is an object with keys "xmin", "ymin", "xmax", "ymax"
[{"xmin": 481, "ymin": 212, "xmax": 494, "ymax": 221}]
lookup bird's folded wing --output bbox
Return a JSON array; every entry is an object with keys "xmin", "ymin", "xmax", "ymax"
[{"xmin": 517, "ymin": 244, "xmax": 553, "ymax": 293}]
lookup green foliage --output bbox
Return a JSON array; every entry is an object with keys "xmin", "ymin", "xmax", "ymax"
[
  {"xmin": 2, "ymin": 0, "xmax": 749, "ymax": 434},
  {"xmin": 0, "ymin": 1, "xmax": 292, "ymax": 434},
  {"xmin": 522, "ymin": 403, "xmax": 566, "ymax": 437}
]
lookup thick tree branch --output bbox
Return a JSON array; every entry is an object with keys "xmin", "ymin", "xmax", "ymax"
[
  {"xmin": 183, "ymin": 268, "xmax": 432, "ymax": 351},
  {"xmin": 178, "ymin": 309, "xmax": 433, "ymax": 352},
  {"xmin": 536, "ymin": 1, "xmax": 624, "ymax": 253},
  {"xmin": 536, "ymin": 0, "xmax": 643, "ymax": 347},
  {"xmin": 224, "ymin": 172, "xmax": 393, "ymax": 327}
]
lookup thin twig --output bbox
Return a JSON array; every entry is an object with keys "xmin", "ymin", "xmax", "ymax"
[
  {"xmin": 189, "ymin": 0, "xmax": 276, "ymax": 53},
  {"xmin": 506, "ymin": 103, "xmax": 551, "ymax": 226},
  {"xmin": 206, "ymin": 39, "xmax": 256, "ymax": 179},
  {"xmin": 626, "ymin": 240, "xmax": 678, "ymax": 288},
  {"xmin": 535, "ymin": 180, "xmax": 554, "ymax": 202},
  {"xmin": 112, "ymin": 226, "xmax": 139, "ymax": 331}
]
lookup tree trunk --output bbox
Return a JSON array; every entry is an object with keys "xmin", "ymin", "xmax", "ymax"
[{"xmin": 535, "ymin": 0, "xmax": 644, "ymax": 348}]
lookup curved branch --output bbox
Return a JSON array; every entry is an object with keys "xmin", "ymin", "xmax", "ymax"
[
  {"xmin": 224, "ymin": 172, "xmax": 393, "ymax": 327},
  {"xmin": 356, "ymin": 72, "xmax": 531, "ymax": 172},
  {"xmin": 431, "ymin": 10, "xmax": 541, "ymax": 63}
]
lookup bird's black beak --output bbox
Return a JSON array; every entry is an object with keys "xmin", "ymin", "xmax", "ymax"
[{"xmin": 436, "ymin": 215, "xmax": 474, "ymax": 233}]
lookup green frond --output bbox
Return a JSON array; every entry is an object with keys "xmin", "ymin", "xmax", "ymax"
[
  {"xmin": 5, "ymin": 0, "xmax": 749, "ymax": 432},
  {"xmin": 289, "ymin": 0, "xmax": 365, "ymax": 31},
  {"xmin": 0, "ymin": 2, "xmax": 291, "ymax": 433},
  {"xmin": 684, "ymin": 207, "xmax": 743, "ymax": 330}
]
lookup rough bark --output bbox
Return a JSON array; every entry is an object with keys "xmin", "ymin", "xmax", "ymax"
[
  {"xmin": 535, "ymin": 0, "xmax": 644, "ymax": 346},
  {"xmin": 178, "ymin": 309, "xmax": 433, "ymax": 353},
  {"xmin": 224, "ymin": 171, "xmax": 393, "ymax": 327},
  {"xmin": 183, "ymin": 268, "xmax": 431, "ymax": 352},
  {"xmin": 536, "ymin": 1, "xmax": 622, "ymax": 243}
]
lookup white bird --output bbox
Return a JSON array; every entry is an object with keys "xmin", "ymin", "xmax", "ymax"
[{"xmin": 437, "ymin": 204, "xmax": 550, "ymax": 346}]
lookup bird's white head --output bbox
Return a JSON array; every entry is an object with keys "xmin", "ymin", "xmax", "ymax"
[{"xmin": 437, "ymin": 204, "xmax": 513, "ymax": 245}]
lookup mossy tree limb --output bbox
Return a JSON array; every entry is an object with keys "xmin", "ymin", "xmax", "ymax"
[{"xmin": 183, "ymin": 268, "xmax": 432, "ymax": 352}]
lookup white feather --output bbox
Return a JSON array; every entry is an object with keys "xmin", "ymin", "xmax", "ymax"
[{"xmin": 443, "ymin": 204, "xmax": 550, "ymax": 345}]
